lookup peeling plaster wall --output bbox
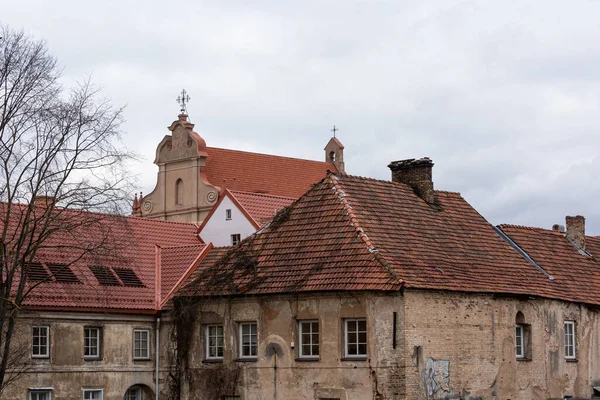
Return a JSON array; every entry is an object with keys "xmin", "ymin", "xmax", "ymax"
[
  {"xmin": 5, "ymin": 311, "xmax": 156, "ymax": 400},
  {"xmin": 177, "ymin": 292, "xmax": 406, "ymax": 400},
  {"xmin": 403, "ymin": 290, "xmax": 600, "ymax": 400}
]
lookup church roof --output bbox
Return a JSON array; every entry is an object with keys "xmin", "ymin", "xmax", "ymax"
[
  {"xmin": 180, "ymin": 173, "xmax": 573, "ymax": 302},
  {"xmin": 204, "ymin": 147, "xmax": 338, "ymax": 198}
]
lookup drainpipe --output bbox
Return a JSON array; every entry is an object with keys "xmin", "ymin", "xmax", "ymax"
[{"xmin": 155, "ymin": 316, "xmax": 160, "ymax": 400}]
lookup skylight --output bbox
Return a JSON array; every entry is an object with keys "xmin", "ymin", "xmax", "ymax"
[
  {"xmin": 89, "ymin": 265, "xmax": 121, "ymax": 286},
  {"xmin": 26, "ymin": 263, "xmax": 50, "ymax": 282},
  {"xmin": 47, "ymin": 263, "xmax": 81, "ymax": 284},
  {"xmin": 113, "ymin": 267, "xmax": 144, "ymax": 287}
]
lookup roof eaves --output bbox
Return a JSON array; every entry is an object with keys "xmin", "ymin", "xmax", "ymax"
[
  {"xmin": 329, "ymin": 174, "xmax": 403, "ymax": 287},
  {"xmin": 494, "ymin": 226, "xmax": 555, "ymax": 281}
]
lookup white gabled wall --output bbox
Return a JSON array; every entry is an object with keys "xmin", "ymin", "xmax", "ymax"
[{"xmin": 199, "ymin": 196, "xmax": 257, "ymax": 246}]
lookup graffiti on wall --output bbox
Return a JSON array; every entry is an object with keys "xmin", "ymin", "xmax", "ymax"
[{"xmin": 421, "ymin": 357, "xmax": 452, "ymax": 399}]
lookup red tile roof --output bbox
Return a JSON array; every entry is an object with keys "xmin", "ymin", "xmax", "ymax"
[
  {"xmin": 13, "ymin": 208, "xmax": 202, "ymax": 312},
  {"xmin": 497, "ymin": 225, "xmax": 600, "ymax": 305},
  {"xmin": 230, "ymin": 190, "xmax": 295, "ymax": 226},
  {"xmin": 160, "ymin": 244, "xmax": 206, "ymax": 303},
  {"xmin": 180, "ymin": 173, "xmax": 565, "ymax": 300},
  {"xmin": 204, "ymin": 147, "xmax": 337, "ymax": 198}
]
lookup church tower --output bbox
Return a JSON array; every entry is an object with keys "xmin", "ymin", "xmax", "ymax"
[
  {"xmin": 132, "ymin": 113, "xmax": 220, "ymax": 223},
  {"xmin": 324, "ymin": 137, "xmax": 345, "ymax": 173}
]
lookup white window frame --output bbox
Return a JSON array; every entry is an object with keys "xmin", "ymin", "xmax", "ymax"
[
  {"xmin": 565, "ymin": 320, "xmax": 576, "ymax": 359},
  {"xmin": 344, "ymin": 319, "xmax": 367, "ymax": 358},
  {"xmin": 82, "ymin": 388, "xmax": 104, "ymax": 400},
  {"xmin": 32, "ymin": 326, "xmax": 50, "ymax": 358},
  {"xmin": 231, "ymin": 234, "xmax": 241, "ymax": 246},
  {"xmin": 205, "ymin": 325, "xmax": 224, "ymax": 360},
  {"xmin": 515, "ymin": 325, "xmax": 524, "ymax": 358},
  {"xmin": 239, "ymin": 322, "xmax": 258, "ymax": 359},
  {"xmin": 298, "ymin": 320, "xmax": 319, "ymax": 359},
  {"xmin": 225, "ymin": 209, "xmax": 232, "ymax": 220},
  {"xmin": 83, "ymin": 327, "xmax": 101, "ymax": 360},
  {"xmin": 29, "ymin": 388, "xmax": 53, "ymax": 400},
  {"xmin": 133, "ymin": 329, "xmax": 150, "ymax": 360}
]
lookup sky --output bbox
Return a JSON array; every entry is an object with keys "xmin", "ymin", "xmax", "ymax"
[{"xmin": 3, "ymin": 0, "xmax": 600, "ymax": 234}]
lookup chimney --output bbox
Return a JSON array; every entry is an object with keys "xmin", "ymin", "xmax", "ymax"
[
  {"xmin": 552, "ymin": 224, "xmax": 565, "ymax": 233},
  {"xmin": 33, "ymin": 195, "xmax": 55, "ymax": 208},
  {"xmin": 565, "ymin": 215, "xmax": 585, "ymax": 250},
  {"xmin": 388, "ymin": 157, "xmax": 435, "ymax": 204}
]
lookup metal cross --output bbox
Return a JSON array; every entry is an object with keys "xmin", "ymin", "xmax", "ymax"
[
  {"xmin": 176, "ymin": 89, "xmax": 191, "ymax": 114},
  {"xmin": 331, "ymin": 125, "xmax": 338, "ymax": 138}
]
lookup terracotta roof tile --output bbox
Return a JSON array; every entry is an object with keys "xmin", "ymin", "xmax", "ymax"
[
  {"xmin": 6, "ymin": 205, "xmax": 203, "ymax": 311},
  {"xmin": 205, "ymin": 147, "xmax": 337, "ymax": 198},
  {"xmin": 230, "ymin": 190, "xmax": 295, "ymax": 226},
  {"xmin": 182, "ymin": 173, "xmax": 561, "ymax": 299}
]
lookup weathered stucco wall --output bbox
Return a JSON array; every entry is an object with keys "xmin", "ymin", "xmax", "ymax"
[
  {"xmin": 403, "ymin": 289, "xmax": 600, "ymax": 400},
  {"xmin": 175, "ymin": 292, "xmax": 406, "ymax": 400},
  {"xmin": 5, "ymin": 311, "xmax": 156, "ymax": 400}
]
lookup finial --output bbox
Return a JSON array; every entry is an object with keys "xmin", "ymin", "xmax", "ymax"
[
  {"xmin": 331, "ymin": 125, "xmax": 338, "ymax": 138},
  {"xmin": 176, "ymin": 89, "xmax": 191, "ymax": 114}
]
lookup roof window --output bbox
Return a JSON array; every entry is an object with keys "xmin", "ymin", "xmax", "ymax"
[
  {"xmin": 113, "ymin": 267, "xmax": 145, "ymax": 287},
  {"xmin": 89, "ymin": 266, "xmax": 121, "ymax": 286},
  {"xmin": 26, "ymin": 263, "xmax": 50, "ymax": 282},
  {"xmin": 47, "ymin": 263, "xmax": 81, "ymax": 284}
]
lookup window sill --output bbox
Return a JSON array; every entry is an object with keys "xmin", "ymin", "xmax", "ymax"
[
  {"xmin": 83, "ymin": 357, "xmax": 102, "ymax": 361},
  {"xmin": 295, "ymin": 357, "xmax": 320, "ymax": 362},
  {"xmin": 566, "ymin": 358, "xmax": 578, "ymax": 363},
  {"xmin": 203, "ymin": 358, "xmax": 224, "ymax": 364},
  {"xmin": 235, "ymin": 357, "xmax": 258, "ymax": 363},
  {"xmin": 341, "ymin": 356, "xmax": 367, "ymax": 361},
  {"xmin": 31, "ymin": 356, "xmax": 50, "ymax": 360},
  {"xmin": 516, "ymin": 357, "xmax": 531, "ymax": 362},
  {"xmin": 133, "ymin": 357, "xmax": 151, "ymax": 362}
]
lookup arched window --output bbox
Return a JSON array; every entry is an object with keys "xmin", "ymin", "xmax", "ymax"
[
  {"xmin": 515, "ymin": 311, "xmax": 531, "ymax": 360},
  {"xmin": 329, "ymin": 151, "xmax": 336, "ymax": 162},
  {"xmin": 175, "ymin": 179, "xmax": 184, "ymax": 205}
]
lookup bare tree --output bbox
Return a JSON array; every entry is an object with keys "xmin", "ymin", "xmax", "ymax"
[{"xmin": 0, "ymin": 25, "xmax": 136, "ymax": 392}]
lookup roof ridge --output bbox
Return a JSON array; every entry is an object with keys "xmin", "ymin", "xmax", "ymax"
[
  {"xmin": 329, "ymin": 174, "xmax": 403, "ymax": 286},
  {"xmin": 207, "ymin": 146, "xmax": 335, "ymax": 166},
  {"xmin": 336, "ymin": 175, "xmax": 460, "ymax": 195},
  {"xmin": 230, "ymin": 190, "xmax": 297, "ymax": 200},
  {"xmin": 497, "ymin": 223, "xmax": 557, "ymax": 232}
]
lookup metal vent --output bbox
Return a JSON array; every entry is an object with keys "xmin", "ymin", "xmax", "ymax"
[
  {"xmin": 113, "ymin": 267, "xmax": 144, "ymax": 287},
  {"xmin": 47, "ymin": 263, "xmax": 81, "ymax": 284},
  {"xmin": 89, "ymin": 266, "xmax": 121, "ymax": 286}
]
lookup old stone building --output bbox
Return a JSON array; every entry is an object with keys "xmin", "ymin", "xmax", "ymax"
[
  {"xmin": 133, "ymin": 113, "xmax": 343, "ymax": 224},
  {"xmin": 169, "ymin": 159, "xmax": 600, "ymax": 400}
]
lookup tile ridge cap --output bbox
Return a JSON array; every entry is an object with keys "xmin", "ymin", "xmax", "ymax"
[
  {"xmin": 207, "ymin": 146, "xmax": 333, "ymax": 165},
  {"xmin": 329, "ymin": 174, "xmax": 403, "ymax": 287}
]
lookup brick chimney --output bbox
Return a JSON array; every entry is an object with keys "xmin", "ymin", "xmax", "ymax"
[
  {"xmin": 388, "ymin": 158, "xmax": 435, "ymax": 204},
  {"xmin": 565, "ymin": 215, "xmax": 585, "ymax": 250}
]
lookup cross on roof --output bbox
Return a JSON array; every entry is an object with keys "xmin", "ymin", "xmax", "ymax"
[
  {"xmin": 331, "ymin": 125, "xmax": 338, "ymax": 138},
  {"xmin": 176, "ymin": 89, "xmax": 191, "ymax": 114}
]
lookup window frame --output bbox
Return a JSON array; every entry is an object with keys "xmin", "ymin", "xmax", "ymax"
[
  {"xmin": 32, "ymin": 325, "xmax": 50, "ymax": 359},
  {"xmin": 238, "ymin": 322, "xmax": 258, "ymax": 359},
  {"xmin": 564, "ymin": 320, "xmax": 576, "ymax": 360},
  {"xmin": 82, "ymin": 388, "xmax": 104, "ymax": 400},
  {"xmin": 125, "ymin": 387, "xmax": 141, "ymax": 400},
  {"xmin": 205, "ymin": 325, "xmax": 225, "ymax": 360},
  {"xmin": 133, "ymin": 329, "xmax": 150, "ymax": 360},
  {"xmin": 83, "ymin": 327, "xmax": 102, "ymax": 360},
  {"xmin": 225, "ymin": 209, "xmax": 232, "ymax": 221},
  {"xmin": 231, "ymin": 234, "xmax": 241, "ymax": 246},
  {"xmin": 515, "ymin": 324, "xmax": 524, "ymax": 359},
  {"xmin": 29, "ymin": 389, "xmax": 53, "ymax": 400},
  {"xmin": 298, "ymin": 320, "xmax": 319, "ymax": 359},
  {"xmin": 344, "ymin": 318, "xmax": 367, "ymax": 359}
]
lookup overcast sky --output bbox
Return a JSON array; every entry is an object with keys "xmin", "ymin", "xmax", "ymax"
[{"xmin": 3, "ymin": 0, "xmax": 599, "ymax": 234}]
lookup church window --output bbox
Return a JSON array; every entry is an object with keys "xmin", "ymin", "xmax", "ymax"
[{"xmin": 175, "ymin": 179, "xmax": 184, "ymax": 205}]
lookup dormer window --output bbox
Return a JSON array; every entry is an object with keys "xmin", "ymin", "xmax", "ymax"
[{"xmin": 226, "ymin": 209, "xmax": 232, "ymax": 220}]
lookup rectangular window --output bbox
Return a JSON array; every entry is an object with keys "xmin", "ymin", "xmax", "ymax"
[
  {"xmin": 515, "ymin": 325, "xmax": 524, "ymax": 358},
  {"xmin": 133, "ymin": 329, "xmax": 150, "ymax": 360},
  {"xmin": 298, "ymin": 320, "xmax": 319, "ymax": 359},
  {"xmin": 32, "ymin": 326, "xmax": 49, "ymax": 358},
  {"xmin": 84, "ymin": 327, "xmax": 101, "ymax": 359},
  {"xmin": 29, "ymin": 390, "xmax": 52, "ymax": 400},
  {"xmin": 344, "ymin": 319, "xmax": 367, "ymax": 358},
  {"xmin": 231, "ymin": 234, "xmax": 241, "ymax": 246},
  {"xmin": 82, "ymin": 389, "xmax": 103, "ymax": 400},
  {"xmin": 206, "ymin": 325, "xmax": 224, "ymax": 359},
  {"xmin": 239, "ymin": 322, "xmax": 258, "ymax": 358},
  {"xmin": 226, "ymin": 209, "xmax": 232, "ymax": 220},
  {"xmin": 565, "ymin": 320, "xmax": 576, "ymax": 359}
]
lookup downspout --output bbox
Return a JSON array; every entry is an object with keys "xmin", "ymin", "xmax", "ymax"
[{"xmin": 156, "ymin": 316, "xmax": 160, "ymax": 400}]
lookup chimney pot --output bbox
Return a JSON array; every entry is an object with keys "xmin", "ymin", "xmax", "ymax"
[
  {"xmin": 388, "ymin": 157, "xmax": 435, "ymax": 204},
  {"xmin": 33, "ymin": 195, "xmax": 55, "ymax": 208},
  {"xmin": 552, "ymin": 224, "xmax": 565, "ymax": 232},
  {"xmin": 565, "ymin": 215, "xmax": 585, "ymax": 251}
]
